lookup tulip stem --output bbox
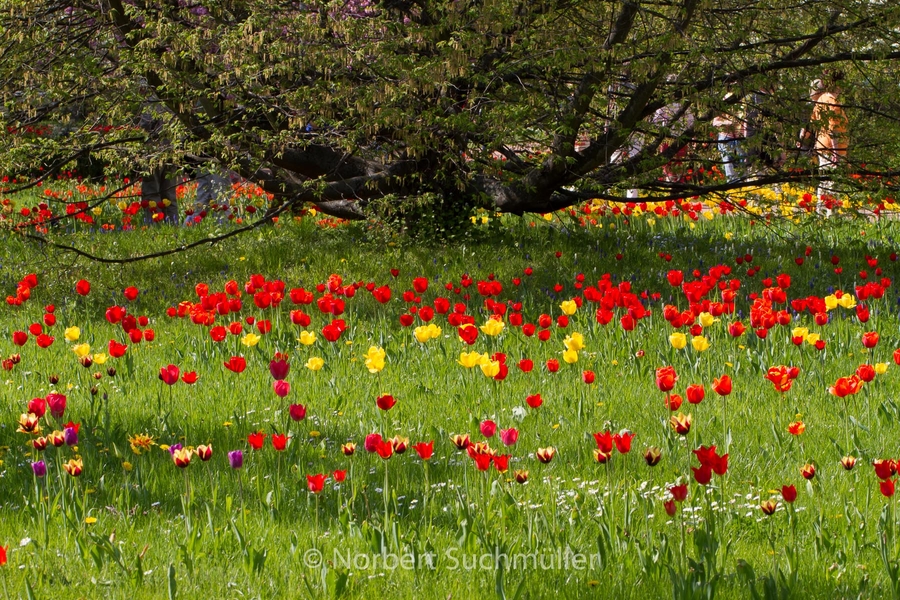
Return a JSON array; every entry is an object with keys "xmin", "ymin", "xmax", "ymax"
[{"xmin": 383, "ymin": 460, "xmax": 390, "ymax": 529}]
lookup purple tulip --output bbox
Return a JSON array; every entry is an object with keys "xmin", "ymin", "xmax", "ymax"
[
  {"xmin": 168, "ymin": 443, "xmax": 183, "ymax": 455},
  {"xmin": 32, "ymin": 460, "xmax": 46, "ymax": 477},
  {"xmin": 228, "ymin": 450, "xmax": 243, "ymax": 469},
  {"xmin": 64, "ymin": 426, "xmax": 78, "ymax": 446}
]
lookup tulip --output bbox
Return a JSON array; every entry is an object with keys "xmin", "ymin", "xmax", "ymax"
[
  {"xmin": 594, "ymin": 449, "xmax": 612, "ymax": 464},
  {"xmin": 691, "ymin": 336, "xmax": 710, "ymax": 352},
  {"xmin": 63, "ymin": 426, "xmax": 78, "ymax": 446},
  {"xmin": 412, "ymin": 441, "xmax": 434, "ymax": 460},
  {"xmin": 536, "ymin": 447, "xmax": 556, "ymax": 464},
  {"xmin": 289, "ymin": 403, "xmax": 307, "ymax": 421},
  {"xmin": 272, "ymin": 434, "xmax": 287, "ymax": 451},
  {"xmin": 669, "ymin": 484, "xmax": 688, "ymax": 502},
  {"xmin": 862, "ymin": 331, "xmax": 879, "ymax": 348},
  {"xmin": 364, "ymin": 346, "xmax": 386, "ymax": 373},
  {"xmin": 365, "ymin": 433, "xmax": 384, "ymax": 453},
  {"xmin": 376, "ymin": 440, "xmax": 394, "ymax": 459},
  {"xmin": 32, "ymin": 461, "xmax": 46, "ymax": 477},
  {"xmin": 562, "ymin": 349, "xmax": 578, "ymax": 364},
  {"xmin": 305, "ymin": 357, "xmax": 324, "ymax": 371},
  {"xmin": 307, "ymin": 474, "xmax": 326, "ymax": 493},
  {"xmin": 613, "ymin": 432, "xmax": 634, "ymax": 454},
  {"xmin": 299, "ymin": 331, "xmax": 317, "ymax": 346},
  {"xmin": 655, "ymin": 366, "xmax": 677, "ymax": 392},
  {"xmin": 760, "ymin": 500, "xmax": 779, "ymax": 515},
  {"xmin": 247, "ymin": 432, "xmax": 265, "ymax": 450},
  {"xmin": 664, "ymin": 499, "xmax": 677, "ymax": 516},
  {"xmin": 643, "ymin": 447, "xmax": 662, "ymax": 466},
  {"xmin": 376, "ymin": 394, "xmax": 396, "ymax": 411},
  {"xmin": 341, "ymin": 442, "xmax": 356, "ymax": 456},
  {"xmin": 526, "ymin": 393, "xmax": 543, "ymax": 408},
  {"xmin": 64, "ymin": 326, "xmax": 81, "ymax": 342},
  {"xmin": 787, "ymin": 421, "xmax": 805, "ymax": 436},
  {"xmin": 269, "ymin": 359, "xmax": 290, "ymax": 380},
  {"xmin": 800, "ymin": 464, "xmax": 816, "ymax": 480},
  {"xmin": 480, "ymin": 319, "xmax": 504, "ymax": 336},
  {"xmin": 480, "ymin": 420, "xmax": 497, "ymax": 437},
  {"xmin": 228, "ymin": 450, "xmax": 244, "ymax": 469},
  {"xmin": 17, "ymin": 413, "xmax": 41, "ymax": 434},
  {"xmin": 451, "ymin": 434, "xmax": 471, "ymax": 450},
  {"xmin": 563, "ymin": 332, "xmax": 585, "ymax": 352},
  {"xmin": 499, "ymin": 428, "xmax": 519, "ymax": 446},
  {"xmin": 841, "ymin": 456, "xmax": 856, "ymax": 471},
  {"xmin": 686, "ymin": 384, "xmax": 704, "ymax": 405},
  {"xmin": 224, "ymin": 356, "xmax": 247, "ymax": 373},
  {"xmin": 669, "ymin": 413, "xmax": 692, "ymax": 435},
  {"xmin": 781, "ymin": 484, "xmax": 797, "ymax": 503},
  {"xmin": 196, "ymin": 444, "xmax": 213, "ymax": 461},
  {"xmin": 159, "ymin": 364, "xmax": 180, "ymax": 385},
  {"xmin": 514, "ymin": 470, "xmax": 529, "ymax": 484},
  {"xmin": 712, "ymin": 375, "xmax": 732, "ymax": 396},
  {"xmin": 63, "ymin": 458, "xmax": 83, "ymax": 477},
  {"xmin": 75, "ymin": 279, "xmax": 91, "ymax": 296},
  {"xmin": 882, "ymin": 479, "xmax": 896, "ymax": 498},
  {"xmin": 669, "ymin": 332, "xmax": 687, "ymax": 350}
]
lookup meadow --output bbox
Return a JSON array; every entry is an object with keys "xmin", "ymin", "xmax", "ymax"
[{"xmin": 1, "ymin": 187, "xmax": 900, "ymax": 599}]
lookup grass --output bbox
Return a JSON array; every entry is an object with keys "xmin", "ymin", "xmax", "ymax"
[{"xmin": 1, "ymin": 210, "xmax": 900, "ymax": 598}]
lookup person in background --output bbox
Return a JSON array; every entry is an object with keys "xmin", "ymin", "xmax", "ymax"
[
  {"xmin": 712, "ymin": 92, "xmax": 744, "ymax": 183},
  {"xmin": 799, "ymin": 74, "xmax": 848, "ymax": 215}
]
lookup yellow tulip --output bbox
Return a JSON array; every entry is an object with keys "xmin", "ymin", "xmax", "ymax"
[
  {"xmin": 299, "ymin": 331, "xmax": 317, "ymax": 346},
  {"xmin": 560, "ymin": 300, "xmax": 577, "ymax": 316},
  {"xmin": 669, "ymin": 332, "xmax": 687, "ymax": 350},
  {"xmin": 824, "ymin": 295, "xmax": 838, "ymax": 311},
  {"xmin": 837, "ymin": 294, "xmax": 856, "ymax": 309},
  {"xmin": 791, "ymin": 327, "xmax": 809, "ymax": 339},
  {"xmin": 805, "ymin": 333, "xmax": 820, "ymax": 345},
  {"xmin": 480, "ymin": 319, "xmax": 505, "ymax": 336},
  {"xmin": 698, "ymin": 312, "xmax": 717, "ymax": 328},
  {"xmin": 305, "ymin": 357, "xmax": 324, "ymax": 371},
  {"xmin": 72, "ymin": 343, "xmax": 91, "ymax": 358},
  {"xmin": 875, "ymin": 363, "xmax": 889, "ymax": 375},
  {"xmin": 364, "ymin": 346, "xmax": 386, "ymax": 373},
  {"xmin": 64, "ymin": 326, "xmax": 81, "ymax": 342},
  {"xmin": 480, "ymin": 360, "xmax": 500, "ymax": 378},
  {"xmin": 241, "ymin": 333, "xmax": 260, "ymax": 347},
  {"xmin": 691, "ymin": 336, "xmax": 710, "ymax": 352},
  {"xmin": 563, "ymin": 332, "xmax": 585, "ymax": 352},
  {"xmin": 92, "ymin": 353, "xmax": 108, "ymax": 365},
  {"xmin": 457, "ymin": 351, "xmax": 482, "ymax": 368},
  {"xmin": 563, "ymin": 349, "xmax": 579, "ymax": 364}
]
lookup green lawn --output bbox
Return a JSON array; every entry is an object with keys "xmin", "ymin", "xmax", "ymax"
[{"xmin": 1, "ymin": 213, "xmax": 899, "ymax": 599}]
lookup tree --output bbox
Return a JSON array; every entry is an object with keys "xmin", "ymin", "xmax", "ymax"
[{"xmin": 2, "ymin": 0, "xmax": 900, "ymax": 231}]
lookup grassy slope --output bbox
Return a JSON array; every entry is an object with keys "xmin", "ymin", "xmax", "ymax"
[{"xmin": 0, "ymin": 214, "xmax": 898, "ymax": 598}]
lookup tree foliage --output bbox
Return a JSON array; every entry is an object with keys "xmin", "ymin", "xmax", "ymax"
[{"xmin": 2, "ymin": 0, "xmax": 900, "ymax": 224}]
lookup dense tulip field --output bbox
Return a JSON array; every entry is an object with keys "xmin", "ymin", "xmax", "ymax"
[{"xmin": 1, "ymin": 202, "xmax": 900, "ymax": 598}]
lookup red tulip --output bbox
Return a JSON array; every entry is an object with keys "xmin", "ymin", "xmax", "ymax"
[
  {"xmin": 75, "ymin": 279, "xmax": 91, "ymax": 296},
  {"xmin": 582, "ymin": 370, "xmax": 596, "ymax": 384},
  {"xmin": 685, "ymin": 384, "xmax": 704, "ymax": 404},
  {"xmin": 526, "ymin": 393, "xmax": 543, "ymax": 408},
  {"xmin": 712, "ymin": 375, "xmax": 732, "ymax": 396},
  {"xmin": 376, "ymin": 394, "xmax": 396, "ymax": 411},
  {"xmin": 182, "ymin": 371, "xmax": 198, "ymax": 384},
  {"xmin": 499, "ymin": 428, "xmax": 519, "ymax": 446},
  {"xmin": 364, "ymin": 433, "xmax": 383, "ymax": 453},
  {"xmin": 412, "ymin": 441, "xmax": 434, "ymax": 461},
  {"xmin": 894, "ymin": 348, "xmax": 900, "ymax": 366},
  {"xmin": 376, "ymin": 439, "xmax": 394, "ymax": 459},
  {"xmin": 307, "ymin": 474, "xmax": 326, "ymax": 493},
  {"xmin": 159, "ymin": 364, "xmax": 180, "ymax": 386},
  {"xmin": 224, "ymin": 356, "xmax": 247, "ymax": 373},
  {"xmin": 862, "ymin": 331, "xmax": 880, "ymax": 349},
  {"xmin": 828, "ymin": 375, "xmax": 863, "ymax": 398},
  {"xmin": 289, "ymin": 403, "xmax": 307, "ymax": 421},
  {"xmin": 248, "ymin": 432, "xmax": 265, "ymax": 450},
  {"xmin": 664, "ymin": 499, "xmax": 677, "ymax": 516},
  {"xmin": 333, "ymin": 469, "xmax": 347, "ymax": 482},
  {"xmin": 47, "ymin": 393, "xmax": 66, "ymax": 418},
  {"xmin": 692, "ymin": 464, "xmax": 712, "ymax": 485},
  {"xmin": 518, "ymin": 359, "xmax": 533, "ymax": 372},
  {"xmin": 727, "ymin": 321, "xmax": 746, "ymax": 337},
  {"xmin": 12, "ymin": 331, "xmax": 27, "ymax": 346},
  {"xmin": 480, "ymin": 420, "xmax": 497, "ymax": 437},
  {"xmin": 669, "ymin": 483, "xmax": 688, "ymax": 502},
  {"xmin": 108, "ymin": 339, "xmax": 128, "ymax": 357},
  {"xmin": 546, "ymin": 359, "xmax": 560, "ymax": 373},
  {"xmin": 593, "ymin": 431, "xmax": 613, "ymax": 454},
  {"xmin": 124, "ymin": 286, "xmax": 139, "ymax": 301},
  {"xmin": 493, "ymin": 454, "xmax": 510, "ymax": 473},
  {"xmin": 666, "ymin": 270, "xmax": 684, "ymax": 286},
  {"xmin": 35, "ymin": 334, "xmax": 54, "ymax": 348},
  {"xmin": 27, "ymin": 397, "xmax": 46, "ymax": 418},
  {"xmin": 613, "ymin": 432, "xmax": 634, "ymax": 454},
  {"xmin": 665, "ymin": 393, "xmax": 683, "ymax": 411},
  {"xmin": 881, "ymin": 479, "xmax": 896, "ymax": 498},
  {"xmin": 856, "ymin": 364, "xmax": 876, "ymax": 382},
  {"xmin": 781, "ymin": 484, "xmax": 797, "ymax": 503},
  {"xmin": 272, "ymin": 433, "xmax": 287, "ymax": 451},
  {"xmin": 655, "ymin": 366, "xmax": 677, "ymax": 392}
]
